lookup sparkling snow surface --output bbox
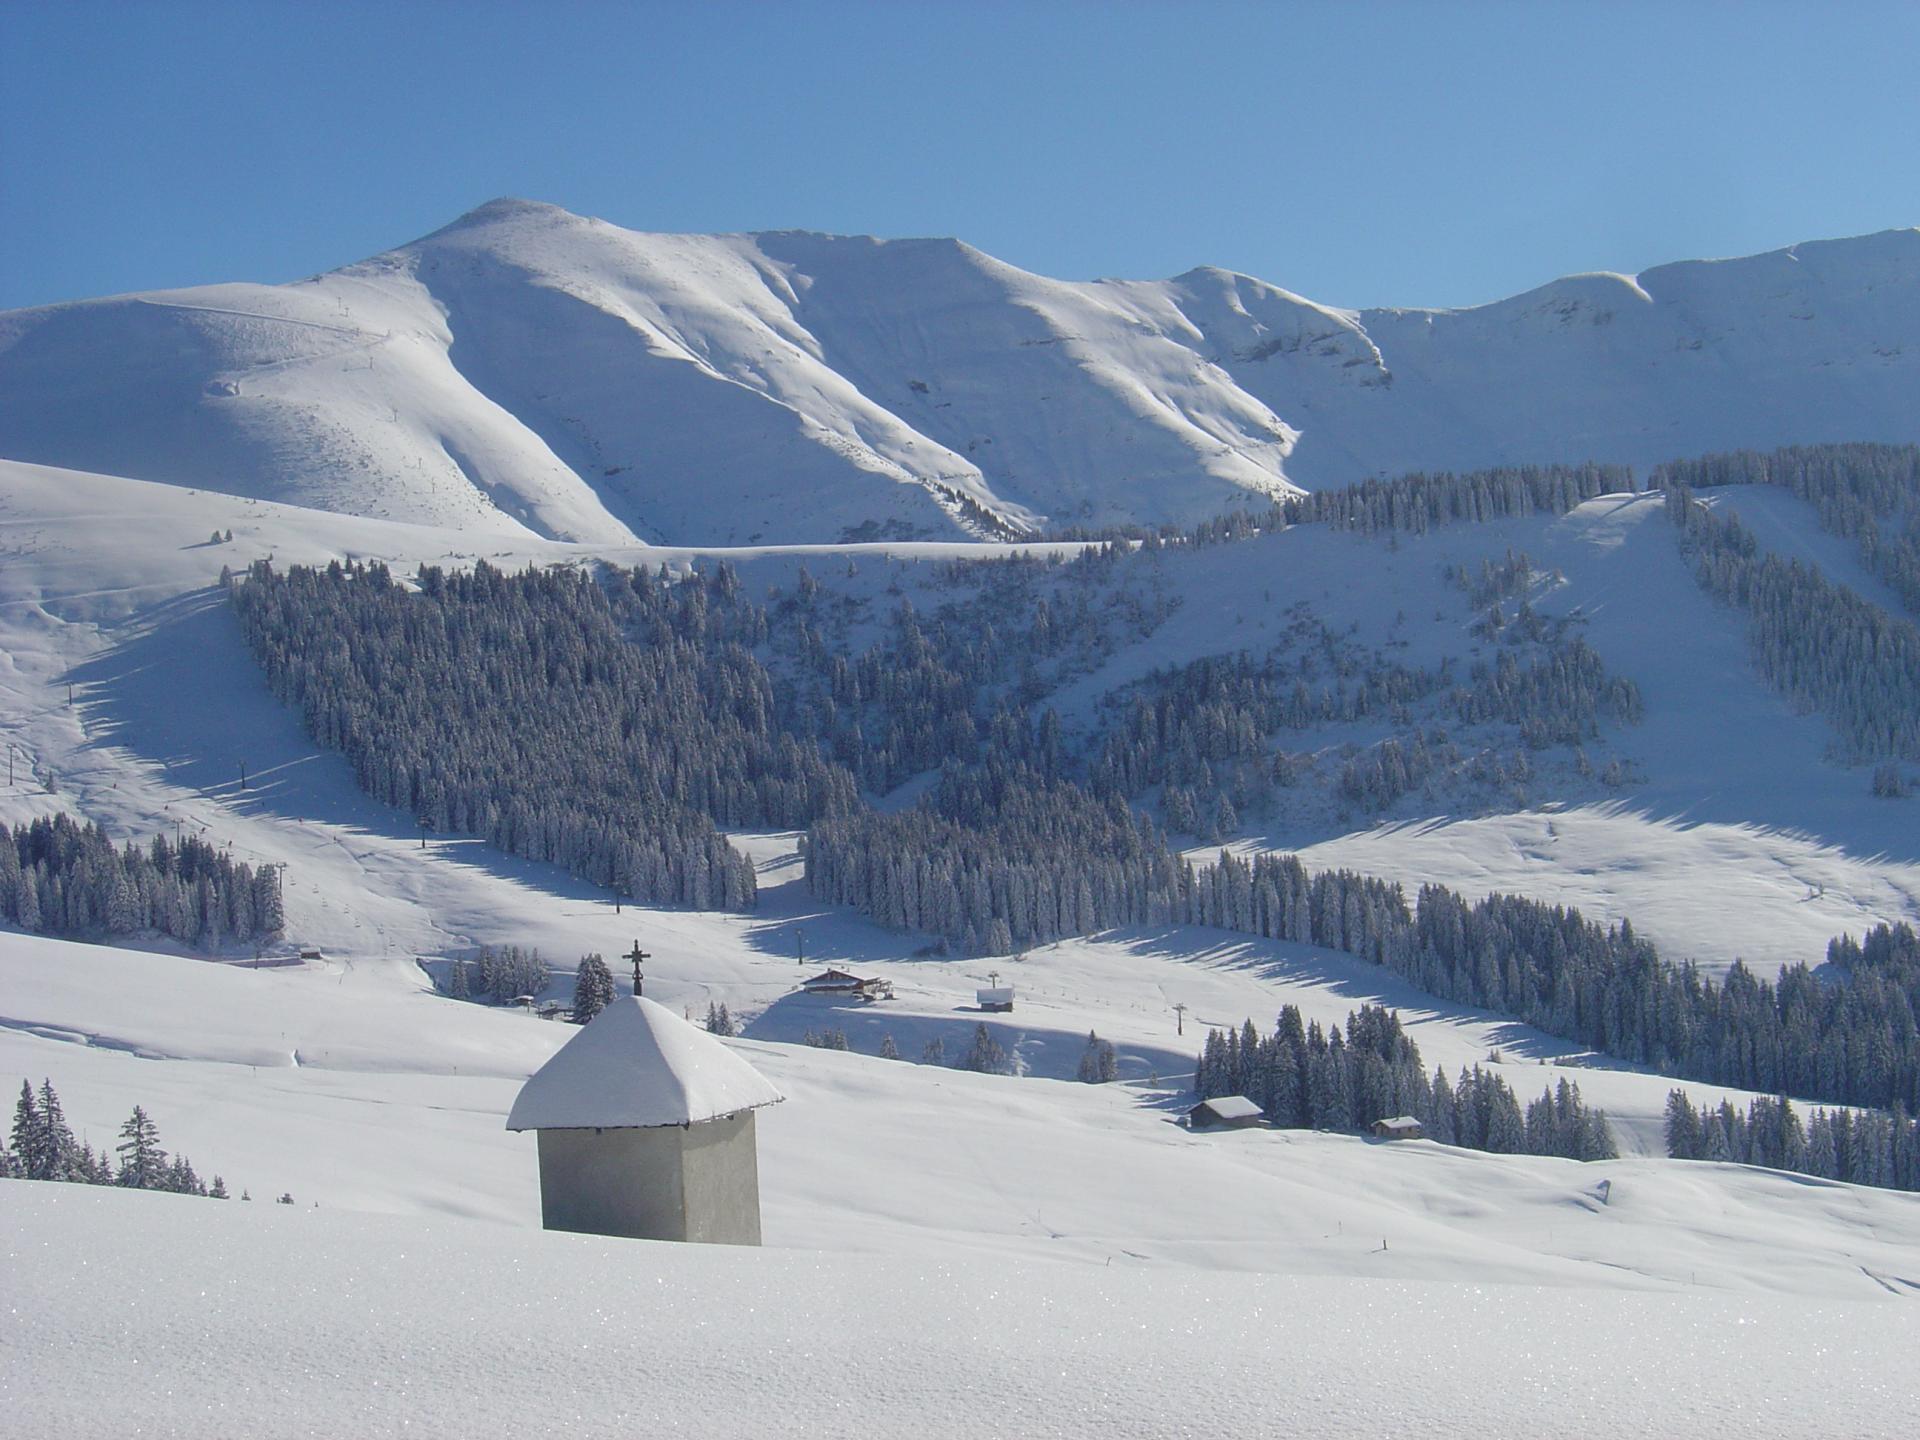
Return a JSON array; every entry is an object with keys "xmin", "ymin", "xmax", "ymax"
[
  {"xmin": 4, "ymin": 1183, "xmax": 1915, "ymax": 1439},
  {"xmin": 506, "ymin": 996, "xmax": 783, "ymax": 1130}
]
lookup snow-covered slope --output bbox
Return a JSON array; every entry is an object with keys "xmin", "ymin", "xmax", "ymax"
[
  {"xmin": 5, "ymin": 453, "xmax": 1917, "ymax": 985},
  {"xmin": 5, "ymin": 454, "xmax": 1920, "ymax": 1433},
  {"xmin": 1240, "ymin": 231, "xmax": 1920, "ymax": 486},
  {"xmin": 7, "ymin": 916, "xmax": 1920, "ymax": 1435},
  {"xmin": 4, "ymin": 200, "xmax": 1917, "ymax": 543},
  {"xmin": 11, "ymin": 1184, "xmax": 1914, "ymax": 1440}
]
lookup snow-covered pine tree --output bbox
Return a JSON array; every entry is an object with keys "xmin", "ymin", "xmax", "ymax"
[
  {"xmin": 115, "ymin": 1106, "xmax": 167, "ymax": 1189},
  {"xmin": 10, "ymin": 1080, "xmax": 42, "ymax": 1179},
  {"xmin": 962, "ymin": 1023, "xmax": 1008, "ymax": 1074},
  {"xmin": 571, "ymin": 953, "xmax": 614, "ymax": 1022},
  {"xmin": 1664, "ymin": 1090, "xmax": 1701, "ymax": 1158},
  {"xmin": 34, "ymin": 1079, "xmax": 75, "ymax": 1181},
  {"xmin": 1075, "ymin": 1031, "xmax": 1108, "ymax": 1083}
]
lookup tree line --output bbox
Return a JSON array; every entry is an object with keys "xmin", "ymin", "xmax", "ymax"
[
  {"xmin": 6, "ymin": 1078, "xmax": 237, "ymax": 1199},
  {"xmin": 1653, "ymin": 443, "xmax": 1920, "ymax": 618},
  {"xmin": 1188, "ymin": 849, "xmax": 1920, "ymax": 1117},
  {"xmin": 1666, "ymin": 485, "xmax": 1920, "ymax": 763},
  {"xmin": 0, "ymin": 812, "xmax": 283, "ymax": 949},
  {"xmin": 1178, "ymin": 462, "xmax": 1629, "ymax": 547},
  {"xmin": 229, "ymin": 558, "xmax": 823, "ymax": 910},
  {"xmin": 1664, "ymin": 1089, "xmax": 1919, "ymax": 1194},
  {"xmin": 805, "ymin": 751, "xmax": 1185, "ymax": 955},
  {"xmin": 813, "ymin": 768, "xmax": 1920, "ymax": 1124},
  {"xmin": 442, "ymin": 944, "xmax": 554, "ymax": 1005},
  {"xmin": 1193, "ymin": 1003, "xmax": 1616, "ymax": 1160}
]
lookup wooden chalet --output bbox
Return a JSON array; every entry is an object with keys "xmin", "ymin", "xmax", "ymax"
[
  {"xmin": 1370, "ymin": 1115, "xmax": 1425, "ymax": 1140},
  {"xmin": 800, "ymin": 968, "xmax": 893, "ymax": 1001},
  {"xmin": 1189, "ymin": 1095, "xmax": 1264, "ymax": 1130}
]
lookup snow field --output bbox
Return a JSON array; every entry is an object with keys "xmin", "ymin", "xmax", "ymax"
[
  {"xmin": 4, "ymin": 1181, "xmax": 1917, "ymax": 1440},
  {"xmin": 4, "ymin": 443, "xmax": 1920, "ymax": 1433},
  {"xmin": 7, "ymin": 927, "xmax": 1920, "ymax": 1300}
]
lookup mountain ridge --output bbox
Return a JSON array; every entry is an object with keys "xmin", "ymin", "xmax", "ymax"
[{"xmin": 2, "ymin": 199, "xmax": 1916, "ymax": 544}]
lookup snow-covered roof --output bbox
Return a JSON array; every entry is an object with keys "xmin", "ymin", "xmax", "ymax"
[
  {"xmin": 977, "ymin": 987, "xmax": 1014, "ymax": 1004},
  {"xmin": 1195, "ymin": 1095, "xmax": 1263, "ymax": 1120},
  {"xmin": 506, "ymin": 997, "xmax": 784, "ymax": 1131},
  {"xmin": 1374, "ymin": 1115, "xmax": 1424, "ymax": 1132}
]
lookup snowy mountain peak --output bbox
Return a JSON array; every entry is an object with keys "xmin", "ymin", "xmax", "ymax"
[
  {"xmin": 3, "ymin": 205, "xmax": 1920, "ymax": 544},
  {"xmin": 424, "ymin": 194, "xmax": 594, "ymax": 237}
]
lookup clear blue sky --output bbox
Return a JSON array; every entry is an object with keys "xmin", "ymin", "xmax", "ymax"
[{"xmin": 4, "ymin": 1, "xmax": 1917, "ymax": 312}]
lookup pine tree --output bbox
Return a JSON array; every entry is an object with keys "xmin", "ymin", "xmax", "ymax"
[
  {"xmin": 12, "ymin": 1078, "xmax": 76, "ymax": 1182},
  {"xmin": 1664, "ymin": 1090, "xmax": 1702, "ymax": 1159},
  {"xmin": 1076, "ymin": 1031, "xmax": 1105, "ymax": 1083},
  {"xmin": 11, "ymin": 1080, "xmax": 41, "ymax": 1178},
  {"xmin": 879, "ymin": 1033, "xmax": 900, "ymax": 1060},
  {"xmin": 116, "ymin": 1106, "xmax": 167, "ymax": 1189},
  {"xmin": 35, "ymin": 1079, "xmax": 74, "ymax": 1181},
  {"xmin": 1075, "ymin": 1030, "xmax": 1119, "ymax": 1083},
  {"xmin": 962, "ymin": 1023, "xmax": 1008, "ymax": 1074},
  {"xmin": 568, "ymin": 953, "xmax": 614, "ymax": 1023}
]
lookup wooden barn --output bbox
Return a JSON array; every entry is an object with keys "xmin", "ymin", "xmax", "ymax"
[
  {"xmin": 976, "ymin": 986, "xmax": 1015, "ymax": 1013},
  {"xmin": 1189, "ymin": 1095, "xmax": 1264, "ymax": 1130},
  {"xmin": 1370, "ymin": 1115, "xmax": 1425, "ymax": 1140}
]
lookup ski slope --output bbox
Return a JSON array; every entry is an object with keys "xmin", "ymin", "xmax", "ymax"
[{"xmin": 4, "ymin": 200, "xmax": 1918, "ymax": 543}]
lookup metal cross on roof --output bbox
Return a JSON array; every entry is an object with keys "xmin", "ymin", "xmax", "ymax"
[{"xmin": 624, "ymin": 940, "xmax": 651, "ymax": 997}]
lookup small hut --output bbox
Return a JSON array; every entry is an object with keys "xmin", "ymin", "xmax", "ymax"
[
  {"xmin": 1189, "ymin": 1095, "xmax": 1264, "ymax": 1130},
  {"xmin": 506, "ymin": 996, "xmax": 784, "ymax": 1245},
  {"xmin": 1370, "ymin": 1115, "xmax": 1425, "ymax": 1141},
  {"xmin": 977, "ymin": 986, "xmax": 1015, "ymax": 1013}
]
